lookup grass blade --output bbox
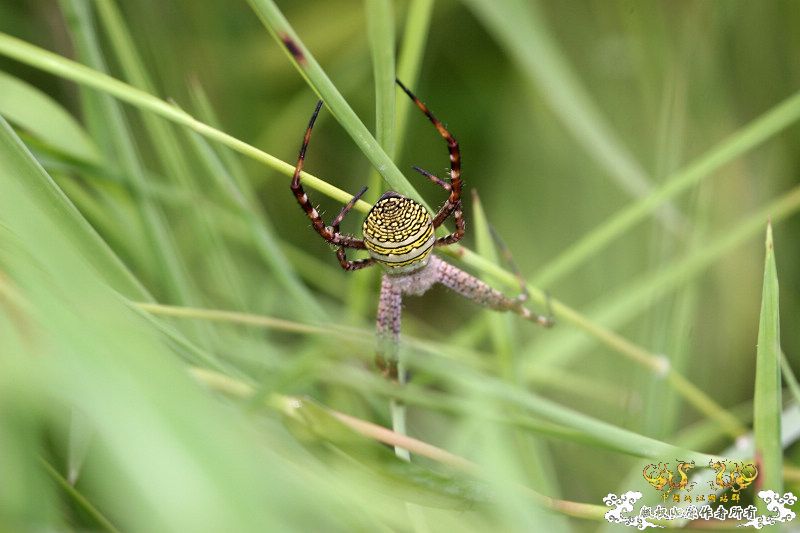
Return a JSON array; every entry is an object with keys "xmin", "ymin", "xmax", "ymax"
[
  {"xmin": 471, "ymin": 189, "xmax": 515, "ymax": 375},
  {"xmin": 753, "ymin": 222, "xmax": 782, "ymax": 498},
  {"xmin": 365, "ymin": 0, "xmax": 396, "ymax": 158},
  {"xmin": 460, "ymin": 0, "xmax": 681, "ymax": 229},
  {"xmin": 0, "ymin": 31, "xmax": 369, "ymax": 210},
  {"xmin": 182, "ymin": 87, "xmax": 328, "ymax": 319},
  {"xmin": 523, "ymin": 184, "xmax": 800, "ymax": 372},
  {"xmin": 93, "ymin": 0, "xmax": 252, "ymax": 315},
  {"xmin": 533, "ymin": 88, "xmax": 800, "ymax": 288},
  {"xmin": 394, "ymin": 0, "xmax": 434, "ymax": 155},
  {"xmin": 0, "ymin": 70, "xmax": 101, "ymax": 163},
  {"xmin": 0, "ymin": 113, "xmax": 147, "ymax": 299},
  {"xmin": 60, "ymin": 0, "xmax": 198, "ymax": 307},
  {"xmin": 246, "ymin": 0, "xmax": 427, "ymax": 206}
]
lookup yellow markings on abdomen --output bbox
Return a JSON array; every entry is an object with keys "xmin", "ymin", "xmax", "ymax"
[{"xmin": 363, "ymin": 195, "xmax": 435, "ymax": 272}]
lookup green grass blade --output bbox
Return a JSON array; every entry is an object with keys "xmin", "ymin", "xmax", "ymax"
[
  {"xmin": 472, "ymin": 190, "xmax": 515, "ymax": 375},
  {"xmin": 781, "ymin": 352, "xmax": 800, "ymax": 406},
  {"xmin": 60, "ymin": 0, "xmax": 197, "ymax": 307},
  {"xmin": 39, "ymin": 457, "xmax": 121, "ymax": 533},
  {"xmin": 394, "ymin": 0, "xmax": 434, "ymax": 155},
  {"xmin": 92, "ymin": 0, "xmax": 249, "ymax": 315},
  {"xmin": 753, "ymin": 222, "xmax": 782, "ymax": 498},
  {"xmin": 345, "ymin": 0, "xmax": 397, "ymax": 324},
  {"xmin": 0, "ymin": 70, "xmax": 101, "ymax": 163},
  {"xmin": 365, "ymin": 0, "xmax": 396, "ymax": 159},
  {"xmin": 187, "ymin": 82, "xmax": 328, "ymax": 319},
  {"xmin": 246, "ymin": 0, "xmax": 427, "ymax": 206},
  {"xmin": 521, "ymin": 185, "xmax": 800, "ymax": 375},
  {"xmin": 0, "ymin": 114, "xmax": 148, "ymax": 299},
  {"xmin": 525, "ymin": 184, "xmax": 800, "ymax": 369},
  {"xmin": 0, "ymin": 31, "xmax": 369, "ymax": 210},
  {"xmin": 533, "ymin": 88, "xmax": 800, "ymax": 288},
  {"xmin": 460, "ymin": 0, "xmax": 680, "ymax": 229}
]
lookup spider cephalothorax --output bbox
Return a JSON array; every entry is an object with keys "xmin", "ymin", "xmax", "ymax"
[
  {"xmin": 290, "ymin": 80, "xmax": 552, "ymax": 380},
  {"xmin": 362, "ymin": 193, "xmax": 435, "ymax": 273}
]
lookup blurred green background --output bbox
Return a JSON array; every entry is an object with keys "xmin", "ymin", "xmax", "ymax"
[{"xmin": 0, "ymin": 0, "xmax": 799, "ymax": 531}]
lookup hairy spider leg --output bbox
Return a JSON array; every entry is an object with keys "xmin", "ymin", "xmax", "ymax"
[
  {"xmin": 375, "ymin": 276, "xmax": 402, "ymax": 380},
  {"xmin": 290, "ymin": 100, "xmax": 367, "ymax": 252},
  {"xmin": 434, "ymin": 257, "xmax": 554, "ymax": 327},
  {"xmin": 409, "ymin": 166, "xmax": 465, "ymax": 246},
  {"xmin": 376, "ymin": 256, "xmax": 553, "ymax": 380},
  {"xmin": 396, "ymin": 80, "xmax": 463, "ymax": 234},
  {"xmin": 411, "ymin": 165, "xmax": 451, "ymax": 190}
]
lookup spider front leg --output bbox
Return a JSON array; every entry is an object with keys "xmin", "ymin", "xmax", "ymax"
[
  {"xmin": 397, "ymin": 80, "xmax": 462, "ymax": 228},
  {"xmin": 434, "ymin": 257, "xmax": 554, "ymax": 327},
  {"xmin": 290, "ymin": 100, "xmax": 370, "ymax": 265},
  {"xmin": 410, "ymin": 166, "xmax": 465, "ymax": 246},
  {"xmin": 331, "ymin": 186, "xmax": 376, "ymax": 271}
]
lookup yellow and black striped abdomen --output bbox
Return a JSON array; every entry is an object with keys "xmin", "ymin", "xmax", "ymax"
[{"xmin": 363, "ymin": 194, "xmax": 435, "ymax": 273}]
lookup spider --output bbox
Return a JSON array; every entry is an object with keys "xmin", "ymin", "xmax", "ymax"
[{"xmin": 290, "ymin": 80, "xmax": 553, "ymax": 380}]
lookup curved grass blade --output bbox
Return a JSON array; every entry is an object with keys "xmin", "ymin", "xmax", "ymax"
[
  {"xmin": 0, "ymin": 114, "xmax": 148, "ymax": 299},
  {"xmin": 0, "ymin": 70, "xmax": 101, "ymax": 163},
  {"xmin": 0, "ymin": 31, "xmax": 370, "ymax": 212}
]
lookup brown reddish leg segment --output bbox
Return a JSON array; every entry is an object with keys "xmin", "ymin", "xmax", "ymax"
[{"xmin": 396, "ymin": 80, "xmax": 462, "ymax": 229}]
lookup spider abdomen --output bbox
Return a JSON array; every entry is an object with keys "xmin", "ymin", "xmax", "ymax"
[{"xmin": 362, "ymin": 194, "xmax": 435, "ymax": 273}]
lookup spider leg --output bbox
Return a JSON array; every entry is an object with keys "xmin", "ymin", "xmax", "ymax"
[
  {"xmin": 375, "ymin": 275, "xmax": 402, "ymax": 380},
  {"xmin": 434, "ymin": 200, "xmax": 465, "ymax": 246},
  {"xmin": 291, "ymin": 100, "xmax": 365, "ymax": 249},
  {"xmin": 412, "ymin": 166, "xmax": 451, "ymax": 191},
  {"xmin": 335, "ymin": 250, "xmax": 376, "ymax": 271},
  {"xmin": 435, "ymin": 257, "xmax": 553, "ymax": 327},
  {"xmin": 331, "ymin": 185, "xmax": 367, "ymax": 229},
  {"xmin": 332, "ymin": 185, "xmax": 376, "ymax": 271},
  {"xmin": 396, "ymin": 80, "xmax": 462, "ymax": 229},
  {"xmin": 410, "ymin": 166, "xmax": 464, "ymax": 245}
]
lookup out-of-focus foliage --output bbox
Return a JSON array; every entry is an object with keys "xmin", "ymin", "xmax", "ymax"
[{"xmin": 0, "ymin": 1, "xmax": 799, "ymax": 531}]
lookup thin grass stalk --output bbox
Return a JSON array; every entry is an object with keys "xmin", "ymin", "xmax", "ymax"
[
  {"xmin": 460, "ymin": 0, "xmax": 682, "ymax": 230},
  {"xmin": 59, "ymin": 2, "xmax": 192, "ymax": 305},
  {"xmin": 532, "ymin": 88, "xmax": 800, "ymax": 288},
  {"xmin": 140, "ymin": 302, "xmax": 718, "ymax": 464},
  {"xmin": 0, "ymin": 32, "xmax": 369, "ymax": 210},
  {"xmin": 247, "ymin": 0, "xmax": 426, "ymax": 204}
]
